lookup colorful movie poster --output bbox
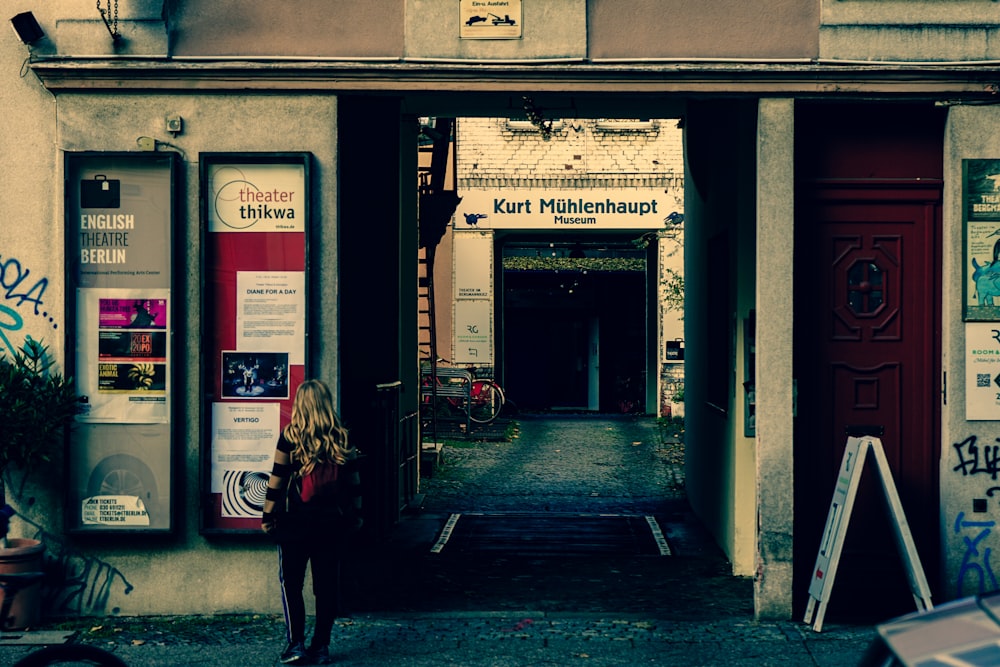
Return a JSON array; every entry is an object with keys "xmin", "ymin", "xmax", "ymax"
[
  {"xmin": 964, "ymin": 159, "xmax": 1000, "ymax": 320},
  {"xmin": 97, "ymin": 362, "xmax": 167, "ymax": 392},
  {"xmin": 221, "ymin": 351, "xmax": 290, "ymax": 399},
  {"xmin": 98, "ymin": 331, "xmax": 167, "ymax": 360},
  {"xmin": 76, "ymin": 288, "xmax": 170, "ymax": 423},
  {"xmin": 99, "ymin": 298, "xmax": 167, "ymax": 329}
]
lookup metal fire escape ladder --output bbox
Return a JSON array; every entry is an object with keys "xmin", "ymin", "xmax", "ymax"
[{"xmin": 417, "ymin": 118, "xmax": 461, "ymax": 441}]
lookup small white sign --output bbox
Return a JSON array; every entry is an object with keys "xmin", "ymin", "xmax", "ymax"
[
  {"xmin": 236, "ymin": 271, "xmax": 306, "ymax": 364},
  {"xmin": 211, "ymin": 402, "xmax": 280, "ymax": 492},
  {"xmin": 460, "ymin": 0, "xmax": 522, "ymax": 39},
  {"xmin": 207, "ymin": 163, "xmax": 306, "ymax": 232},
  {"xmin": 81, "ymin": 495, "xmax": 150, "ymax": 526},
  {"xmin": 454, "ymin": 231, "xmax": 493, "ymax": 300},
  {"xmin": 966, "ymin": 322, "xmax": 1000, "ymax": 420},
  {"xmin": 454, "ymin": 300, "xmax": 492, "ymax": 364}
]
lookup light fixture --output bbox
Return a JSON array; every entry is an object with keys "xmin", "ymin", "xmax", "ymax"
[
  {"xmin": 166, "ymin": 115, "xmax": 183, "ymax": 136},
  {"xmin": 10, "ymin": 12, "xmax": 44, "ymax": 45}
]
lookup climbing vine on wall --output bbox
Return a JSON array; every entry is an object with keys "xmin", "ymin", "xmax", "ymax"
[{"xmin": 502, "ymin": 256, "xmax": 644, "ymax": 272}]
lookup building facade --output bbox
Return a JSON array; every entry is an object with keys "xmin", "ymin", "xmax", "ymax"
[
  {"xmin": 443, "ymin": 116, "xmax": 685, "ymax": 416},
  {"xmin": 2, "ymin": 0, "xmax": 999, "ymax": 621}
]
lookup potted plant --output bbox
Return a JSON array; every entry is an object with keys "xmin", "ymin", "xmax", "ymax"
[{"xmin": 0, "ymin": 336, "xmax": 83, "ymax": 628}]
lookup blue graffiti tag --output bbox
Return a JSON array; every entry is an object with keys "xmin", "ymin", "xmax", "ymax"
[
  {"xmin": 0, "ymin": 253, "xmax": 55, "ymax": 357},
  {"xmin": 954, "ymin": 511, "xmax": 999, "ymax": 597},
  {"xmin": 953, "ymin": 436, "xmax": 1000, "ymax": 480},
  {"xmin": 0, "ymin": 255, "xmax": 47, "ymax": 313},
  {"xmin": 0, "ymin": 303, "xmax": 23, "ymax": 359}
]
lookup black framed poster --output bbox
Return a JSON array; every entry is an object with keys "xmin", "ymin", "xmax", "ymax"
[
  {"xmin": 65, "ymin": 152, "xmax": 179, "ymax": 533},
  {"xmin": 964, "ymin": 159, "xmax": 1000, "ymax": 321},
  {"xmin": 200, "ymin": 153, "xmax": 310, "ymax": 534}
]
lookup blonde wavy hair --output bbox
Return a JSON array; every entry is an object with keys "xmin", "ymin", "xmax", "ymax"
[{"xmin": 283, "ymin": 379, "xmax": 351, "ymax": 475}]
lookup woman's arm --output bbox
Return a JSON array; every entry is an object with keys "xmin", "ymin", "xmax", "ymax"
[{"xmin": 261, "ymin": 435, "xmax": 293, "ymax": 534}]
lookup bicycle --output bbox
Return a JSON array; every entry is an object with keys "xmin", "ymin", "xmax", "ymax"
[
  {"xmin": 0, "ymin": 506, "xmax": 128, "ymax": 666},
  {"xmin": 421, "ymin": 360, "xmax": 506, "ymax": 425}
]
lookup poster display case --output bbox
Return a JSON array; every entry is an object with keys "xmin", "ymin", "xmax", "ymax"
[
  {"xmin": 199, "ymin": 153, "xmax": 310, "ymax": 534},
  {"xmin": 65, "ymin": 152, "xmax": 180, "ymax": 533}
]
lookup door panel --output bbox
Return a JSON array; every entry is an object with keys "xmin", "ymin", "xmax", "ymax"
[{"xmin": 795, "ymin": 189, "xmax": 941, "ymax": 619}]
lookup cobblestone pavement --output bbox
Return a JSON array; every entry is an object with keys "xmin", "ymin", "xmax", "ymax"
[
  {"xmin": 420, "ymin": 414, "xmax": 686, "ymax": 513},
  {"xmin": 0, "ymin": 415, "xmax": 880, "ymax": 666},
  {"xmin": 0, "ymin": 611, "xmax": 878, "ymax": 666},
  {"xmin": 353, "ymin": 414, "xmax": 747, "ymax": 616}
]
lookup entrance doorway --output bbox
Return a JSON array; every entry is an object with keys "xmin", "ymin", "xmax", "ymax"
[{"xmin": 501, "ymin": 238, "xmax": 648, "ymax": 413}]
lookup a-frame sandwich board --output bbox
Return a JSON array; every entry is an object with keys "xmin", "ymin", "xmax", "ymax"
[{"xmin": 803, "ymin": 436, "xmax": 933, "ymax": 632}]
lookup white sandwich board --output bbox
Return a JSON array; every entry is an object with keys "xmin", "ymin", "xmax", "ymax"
[{"xmin": 803, "ymin": 436, "xmax": 933, "ymax": 632}]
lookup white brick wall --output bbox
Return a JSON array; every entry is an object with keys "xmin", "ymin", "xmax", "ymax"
[{"xmin": 456, "ymin": 117, "xmax": 683, "ymax": 190}]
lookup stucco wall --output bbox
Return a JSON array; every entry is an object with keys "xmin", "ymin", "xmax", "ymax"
[
  {"xmin": 754, "ymin": 99, "xmax": 795, "ymax": 614},
  {"xmin": 2, "ymin": 7, "xmax": 60, "ymax": 363},
  {"xmin": 821, "ymin": 0, "xmax": 1000, "ymax": 61},
  {"xmin": 170, "ymin": 1, "xmax": 403, "ymax": 58},
  {"xmin": 589, "ymin": 0, "xmax": 819, "ymax": 60},
  {"xmin": 682, "ymin": 99, "xmax": 763, "ymax": 584},
  {"xmin": 27, "ymin": 0, "xmax": 1000, "ymax": 65},
  {"xmin": 2, "ymin": 4, "xmax": 63, "ymax": 546},
  {"xmin": 406, "ymin": 0, "xmax": 586, "ymax": 60},
  {"xmin": 942, "ymin": 106, "xmax": 1000, "ymax": 604},
  {"xmin": 3, "ymin": 82, "xmax": 339, "ymax": 614}
]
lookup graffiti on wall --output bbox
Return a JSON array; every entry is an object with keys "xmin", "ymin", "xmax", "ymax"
[
  {"xmin": 954, "ymin": 511, "xmax": 998, "ymax": 597},
  {"xmin": 21, "ymin": 514, "xmax": 134, "ymax": 617},
  {"xmin": 952, "ymin": 434, "xmax": 1000, "ymax": 597},
  {"xmin": 953, "ymin": 435, "xmax": 1000, "ymax": 480},
  {"xmin": 0, "ymin": 252, "xmax": 57, "ymax": 357}
]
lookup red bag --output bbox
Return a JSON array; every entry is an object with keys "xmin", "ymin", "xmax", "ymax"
[{"xmin": 299, "ymin": 462, "xmax": 339, "ymax": 503}]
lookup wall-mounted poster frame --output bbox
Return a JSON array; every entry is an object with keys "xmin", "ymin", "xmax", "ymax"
[
  {"xmin": 65, "ymin": 152, "xmax": 180, "ymax": 534},
  {"xmin": 963, "ymin": 159, "xmax": 1000, "ymax": 321},
  {"xmin": 200, "ymin": 153, "xmax": 311, "ymax": 534}
]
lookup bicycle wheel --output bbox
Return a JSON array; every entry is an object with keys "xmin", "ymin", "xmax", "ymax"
[
  {"xmin": 13, "ymin": 643, "xmax": 128, "ymax": 667},
  {"xmin": 469, "ymin": 379, "xmax": 504, "ymax": 424}
]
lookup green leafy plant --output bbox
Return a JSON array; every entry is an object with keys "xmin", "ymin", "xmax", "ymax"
[
  {"xmin": 662, "ymin": 268, "xmax": 685, "ymax": 314},
  {"xmin": 0, "ymin": 337, "xmax": 84, "ymax": 531}
]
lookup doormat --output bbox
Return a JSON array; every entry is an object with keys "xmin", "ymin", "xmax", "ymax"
[{"xmin": 430, "ymin": 512, "xmax": 672, "ymax": 556}]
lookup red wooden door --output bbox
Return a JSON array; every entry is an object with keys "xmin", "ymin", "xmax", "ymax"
[{"xmin": 794, "ymin": 185, "xmax": 941, "ymax": 620}]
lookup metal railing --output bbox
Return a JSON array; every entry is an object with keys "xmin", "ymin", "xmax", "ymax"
[{"xmin": 372, "ymin": 381, "xmax": 419, "ymax": 543}]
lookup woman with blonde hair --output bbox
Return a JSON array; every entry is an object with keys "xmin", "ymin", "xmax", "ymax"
[{"xmin": 262, "ymin": 379, "xmax": 362, "ymax": 665}]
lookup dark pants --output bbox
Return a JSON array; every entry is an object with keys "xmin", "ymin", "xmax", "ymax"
[{"xmin": 277, "ymin": 535, "xmax": 343, "ymax": 646}]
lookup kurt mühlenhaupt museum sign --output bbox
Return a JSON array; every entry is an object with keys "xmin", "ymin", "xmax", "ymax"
[{"xmin": 456, "ymin": 190, "xmax": 671, "ymax": 230}]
